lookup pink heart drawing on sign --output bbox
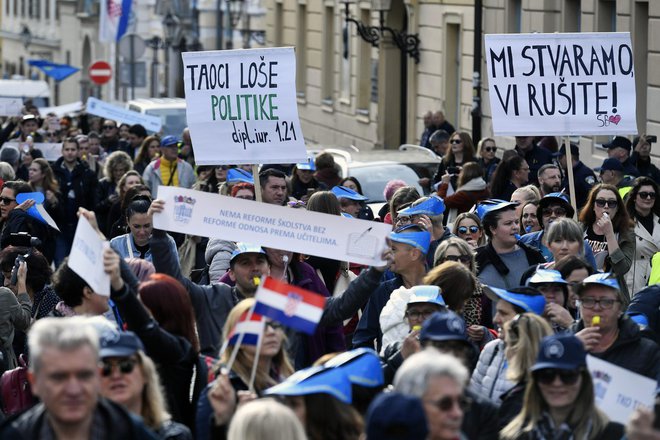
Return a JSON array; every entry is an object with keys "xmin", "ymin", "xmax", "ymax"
[{"xmin": 608, "ymin": 115, "xmax": 621, "ymax": 125}]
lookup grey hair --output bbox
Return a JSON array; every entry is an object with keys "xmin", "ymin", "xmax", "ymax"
[
  {"xmin": 228, "ymin": 398, "xmax": 307, "ymax": 440},
  {"xmin": 543, "ymin": 217, "xmax": 584, "ymax": 256},
  {"xmin": 0, "ymin": 162, "xmax": 15, "ymax": 181},
  {"xmin": 393, "ymin": 348, "xmax": 469, "ymax": 398},
  {"xmin": 29, "ymin": 317, "xmax": 100, "ymax": 373}
]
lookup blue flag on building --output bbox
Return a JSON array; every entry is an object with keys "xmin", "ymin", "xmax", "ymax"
[{"xmin": 28, "ymin": 60, "xmax": 79, "ymax": 81}]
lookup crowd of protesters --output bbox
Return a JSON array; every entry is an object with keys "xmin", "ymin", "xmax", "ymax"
[{"xmin": 0, "ymin": 104, "xmax": 655, "ymax": 440}]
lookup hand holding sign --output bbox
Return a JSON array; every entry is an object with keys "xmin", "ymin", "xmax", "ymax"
[{"xmin": 69, "ymin": 214, "xmax": 110, "ymax": 297}]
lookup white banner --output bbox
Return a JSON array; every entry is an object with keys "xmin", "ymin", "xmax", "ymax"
[
  {"xmin": 85, "ymin": 97, "xmax": 162, "ymax": 133},
  {"xmin": 587, "ymin": 354, "xmax": 655, "ymax": 424},
  {"xmin": 153, "ymin": 186, "xmax": 390, "ymax": 266},
  {"xmin": 1, "ymin": 142, "xmax": 63, "ymax": 162},
  {"xmin": 0, "ymin": 98, "xmax": 23, "ymax": 116},
  {"xmin": 69, "ymin": 216, "xmax": 110, "ymax": 297},
  {"xmin": 485, "ymin": 32, "xmax": 637, "ymax": 135},
  {"xmin": 40, "ymin": 101, "xmax": 84, "ymax": 118},
  {"xmin": 181, "ymin": 47, "xmax": 307, "ymax": 165}
]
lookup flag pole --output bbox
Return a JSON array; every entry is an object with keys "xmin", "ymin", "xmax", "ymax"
[
  {"xmin": 247, "ymin": 316, "xmax": 265, "ymax": 393},
  {"xmin": 225, "ymin": 301, "xmax": 257, "ymax": 373},
  {"xmin": 252, "ymin": 164, "xmax": 262, "ymax": 202}
]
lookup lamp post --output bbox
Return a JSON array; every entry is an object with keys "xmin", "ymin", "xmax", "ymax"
[
  {"xmin": 146, "ymin": 36, "xmax": 163, "ymax": 97},
  {"xmin": 20, "ymin": 25, "xmax": 32, "ymax": 49},
  {"xmin": 162, "ymin": 11, "xmax": 180, "ymax": 97},
  {"xmin": 227, "ymin": 0, "xmax": 244, "ymax": 49}
]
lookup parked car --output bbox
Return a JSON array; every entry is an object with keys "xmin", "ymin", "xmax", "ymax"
[{"xmin": 126, "ymin": 98, "xmax": 187, "ymax": 137}]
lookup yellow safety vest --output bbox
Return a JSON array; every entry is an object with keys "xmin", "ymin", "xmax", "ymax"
[{"xmin": 649, "ymin": 252, "xmax": 660, "ymax": 286}]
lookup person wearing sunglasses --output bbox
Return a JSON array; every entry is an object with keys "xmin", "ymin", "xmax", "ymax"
[
  {"xmin": 624, "ymin": 177, "xmax": 660, "ymax": 295},
  {"xmin": 99, "ymin": 330, "xmax": 193, "ymax": 439},
  {"xmin": 437, "ymin": 162, "xmax": 490, "ymax": 223},
  {"xmin": 476, "ymin": 137, "xmax": 500, "ymax": 183},
  {"xmin": 573, "ymin": 273, "xmax": 660, "ymax": 380},
  {"xmin": 579, "ymin": 183, "xmax": 635, "ymax": 301},
  {"xmin": 501, "ymin": 333, "xmax": 624, "ymax": 440},
  {"xmin": 452, "ymin": 212, "xmax": 486, "ymax": 248},
  {"xmin": 432, "ymin": 132, "xmax": 476, "ymax": 189}
]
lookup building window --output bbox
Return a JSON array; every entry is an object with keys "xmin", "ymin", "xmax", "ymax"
[
  {"xmin": 563, "ymin": 0, "xmax": 581, "ymax": 32},
  {"xmin": 356, "ymin": 7, "xmax": 371, "ymax": 114},
  {"xmin": 321, "ymin": 5, "xmax": 335, "ymax": 105},
  {"xmin": 274, "ymin": 1, "xmax": 283, "ymax": 47},
  {"xmin": 507, "ymin": 0, "xmax": 521, "ymax": 33},
  {"xmin": 597, "ymin": 0, "xmax": 615, "ymax": 32},
  {"xmin": 21, "ymin": 0, "xmax": 25, "ymax": 17},
  {"xmin": 340, "ymin": 20, "xmax": 350, "ymax": 102},
  {"xmin": 295, "ymin": 3, "xmax": 307, "ymax": 98}
]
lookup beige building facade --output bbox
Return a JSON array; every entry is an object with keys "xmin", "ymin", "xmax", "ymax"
[{"xmin": 267, "ymin": 0, "xmax": 660, "ymax": 167}]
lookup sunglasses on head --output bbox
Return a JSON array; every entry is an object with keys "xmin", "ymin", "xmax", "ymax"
[
  {"xmin": 101, "ymin": 358, "xmax": 137, "ymax": 377},
  {"xmin": 426, "ymin": 395, "xmax": 472, "ymax": 412},
  {"xmin": 638, "ymin": 191, "xmax": 656, "ymax": 200},
  {"xmin": 483, "ymin": 146, "xmax": 497, "ymax": 153},
  {"xmin": 444, "ymin": 255, "xmax": 472, "ymax": 264},
  {"xmin": 595, "ymin": 199, "xmax": 618, "ymax": 208},
  {"xmin": 458, "ymin": 225, "xmax": 480, "ymax": 234},
  {"xmin": 533, "ymin": 368, "xmax": 582, "ymax": 385}
]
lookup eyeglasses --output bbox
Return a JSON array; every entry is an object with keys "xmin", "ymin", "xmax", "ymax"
[
  {"xmin": 638, "ymin": 191, "xmax": 656, "ymax": 200},
  {"xmin": 458, "ymin": 225, "xmax": 480, "ymax": 235},
  {"xmin": 444, "ymin": 255, "xmax": 472, "ymax": 264},
  {"xmin": 577, "ymin": 298, "xmax": 621, "ymax": 309},
  {"xmin": 483, "ymin": 146, "xmax": 497, "ymax": 153},
  {"xmin": 405, "ymin": 309, "xmax": 437, "ymax": 321},
  {"xmin": 0, "ymin": 197, "xmax": 16, "ymax": 205},
  {"xmin": 533, "ymin": 368, "xmax": 582, "ymax": 385},
  {"xmin": 266, "ymin": 321, "xmax": 283, "ymax": 331},
  {"xmin": 103, "ymin": 125, "xmax": 117, "ymax": 130},
  {"xmin": 101, "ymin": 358, "xmax": 137, "ymax": 377},
  {"xmin": 542, "ymin": 207, "xmax": 567, "ymax": 217},
  {"xmin": 449, "ymin": 139, "xmax": 462, "ymax": 145},
  {"xmin": 595, "ymin": 199, "xmax": 618, "ymax": 208},
  {"xmin": 425, "ymin": 395, "xmax": 472, "ymax": 412}
]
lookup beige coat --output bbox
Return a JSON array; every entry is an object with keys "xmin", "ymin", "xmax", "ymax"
[{"xmin": 626, "ymin": 214, "xmax": 660, "ymax": 297}]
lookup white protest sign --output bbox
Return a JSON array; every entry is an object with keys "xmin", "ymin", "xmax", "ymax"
[
  {"xmin": 85, "ymin": 97, "xmax": 162, "ymax": 133},
  {"xmin": 485, "ymin": 32, "xmax": 637, "ymax": 135},
  {"xmin": 1, "ymin": 142, "xmax": 63, "ymax": 162},
  {"xmin": 0, "ymin": 98, "xmax": 23, "ymax": 116},
  {"xmin": 587, "ymin": 354, "xmax": 655, "ymax": 424},
  {"xmin": 69, "ymin": 215, "xmax": 110, "ymax": 297},
  {"xmin": 181, "ymin": 47, "xmax": 307, "ymax": 165},
  {"xmin": 153, "ymin": 186, "xmax": 390, "ymax": 266},
  {"xmin": 40, "ymin": 101, "xmax": 84, "ymax": 118}
]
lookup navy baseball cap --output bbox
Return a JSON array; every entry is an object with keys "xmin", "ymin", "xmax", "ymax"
[
  {"xmin": 595, "ymin": 157, "xmax": 624, "ymax": 172},
  {"xmin": 99, "ymin": 330, "xmax": 145, "ymax": 358},
  {"xmin": 365, "ymin": 392, "xmax": 429, "ymax": 440},
  {"xmin": 553, "ymin": 143, "xmax": 580, "ymax": 158},
  {"xmin": 324, "ymin": 348, "xmax": 384, "ymax": 388},
  {"xmin": 264, "ymin": 365, "xmax": 352, "ymax": 404},
  {"xmin": 484, "ymin": 286, "xmax": 546, "ymax": 315},
  {"xmin": 603, "ymin": 136, "xmax": 632, "ymax": 152},
  {"xmin": 160, "ymin": 135, "xmax": 180, "ymax": 148},
  {"xmin": 331, "ymin": 186, "xmax": 368, "ymax": 201},
  {"xmin": 419, "ymin": 310, "xmax": 469, "ymax": 344},
  {"xmin": 229, "ymin": 243, "xmax": 267, "ymax": 264},
  {"xmin": 538, "ymin": 192, "xmax": 575, "ymax": 219},
  {"xmin": 531, "ymin": 334, "xmax": 586, "ymax": 371},
  {"xmin": 398, "ymin": 195, "xmax": 446, "ymax": 216}
]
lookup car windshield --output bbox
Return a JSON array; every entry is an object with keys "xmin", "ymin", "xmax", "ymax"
[
  {"xmin": 146, "ymin": 108, "xmax": 187, "ymax": 137},
  {"xmin": 349, "ymin": 164, "xmax": 424, "ymax": 203}
]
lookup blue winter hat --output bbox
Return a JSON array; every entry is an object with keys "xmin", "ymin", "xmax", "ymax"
[
  {"xmin": 407, "ymin": 285, "xmax": 446, "ymax": 308},
  {"xmin": 474, "ymin": 199, "xmax": 518, "ymax": 221},
  {"xmin": 160, "ymin": 135, "xmax": 180, "ymax": 148},
  {"xmin": 419, "ymin": 310, "xmax": 469, "ymax": 343},
  {"xmin": 264, "ymin": 365, "xmax": 352, "ymax": 404},
  {"xmin": 99, "ymin": 330, "xmax": 145, "ymax": 358},
  {"xmin": 226, "ymin": 168, "xmax": 254, "ymax": 184},
  {"xmin": 331, "ymin": 186, "xmax": 368, "ymax": 201},
  {"xmin": 484, "ymin": 285, "xmax": 546, "ymax": 315},
  {"xmin": 398, "ymin": 196, "xmax": 446, "ymax": 216},
  {"xmin": 324, "ymin": 348, "xmax": 384, "ymax": 388},
  {"xmin": 527, "ymin": 269, "xmax": 569, "ymax": 287},
  {"xmin": 366, "ymin": 392, "xmax": 429, "ymax": 440},
  {"xmin": 389, "ymin": 225, "xmax": 431, "ymax": 254},
  {"xmin": 296, "ymin": 157, "xmax": 316, "ymax": 171},
  {"xmin": 576, "ymin": 272, "xmax": 621, "ymax": 296},
  {"xmin": 229, "ymin": 243, "xmax": 267, "ymax": 264},
  {"xmin": 531, "ymin": 334, "xmax": 587, "ymax": 371}
]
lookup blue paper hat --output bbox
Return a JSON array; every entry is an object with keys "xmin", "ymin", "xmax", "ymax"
[
  {"xmin": 226, "ymin": 168, "xmax": 254, "ymax": 185},
  {"xmin": 577, "ymin": 272, "xmax": 621, "ymax": 296},
  {"xmin": 16, "ymin": 192, "xmax": 59, "ymax": 231},
  {"xmin": 527, "ymin": 269, "xmax": 568, "ymax": 286},
  {"xmin": 366, "ymin": 392, "xmax": 429, "ymax": 440},
  {"xmin": 531, "ymin": 334, "xmax": 586, "ymax": 371},
  {"xmin": 484, "ymin": 286, "xmax": 546, "ymax": 315},
  {"xmin": 407, "ymin": 285, "xmax": 446, "ymax": 308},
  {"xmin": 264, "ymin": 365, "xmax": 352, "ymax": 404},
  {"xmin": 341, "ymin": 212, "xmax": 353, "ymax": 218},
  {"xmin": 296, "ymin": 157, "xmax": 316, "ymax": 171},
  {"xmin": 331, "ymin": 186, "xmax": 368, "ymax": 201},
  {"xmin": 229, "ymin": 243, "xmax": 267, "ymax": 263},
  {"xmin": 420, "ymin": 310, "xmax": 469, "ymax": 343},
  {"xmin": 324, "ymin": 348, "xmax": 384, "ymax": 388},
  {"xmin": 160, "ymin": 135, "xmax": 179, "ymax": 147},
  {"xmin": 474, "ymin": 199, "xmax": 518, "ymax": 221},
  {"xmin": 627, "ymin": 312, "xmax": 649, "ymax": 327},
  {"xmin": 398, "ymin": 195, "xmax": 446, "ymax": 216},
  {"xmin": 389, "ymin": 226, "xmax": 431, "ymax": 255}
]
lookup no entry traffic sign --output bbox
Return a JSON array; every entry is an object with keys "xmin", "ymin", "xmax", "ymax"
[{"xmin": 89, "ymin": 61, "xmax": 112, "ymax": 85}]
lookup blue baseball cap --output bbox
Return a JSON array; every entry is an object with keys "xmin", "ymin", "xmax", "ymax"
[
  {"xmin": 407, "ymin": 285, "xmax": 446, "ymax": 308},
  {"xmin": 474, "ymin": 199, "xmax": 518, "ymax": 221},
  {"xmin": 528, "ymin": 269, "xmax": 568, "ymax": 287},
  {"xmin": 398, "ymin": 196, "xmax": 446, "ymax": 216},
  {"xmin": 576, "ymin": 272, "xmax": 620, "ymax": 296},
  {"xmin": 389, "ymin": 225, "xmax": 431, "ymax": 254},
  {"xmin": 296, "ymin": 157, "xmax": 316, "ymax": 171},
  {"xmin": 366, "ymin": 392, "xmax": 429, "ymax": 440},
  {"xmin": 419, "ymin": 310, "xmax": 470, "ymax": 344},
  {"xmin": 324, "ymin": 348, "xmax": 384, "ymax": 388},
  {"xmin": 229, "ymin": 243, "xmax": 267, "ymax": 264},
  {"xmin": 160, "ymin": 135, "xmax": 180, "ymax": 148},
  {"xmin": 226, "ymin": 168, "xmax": 254, "ymax": 185},
  {"xmin": 99, "ymin": 330, "xmax": 145, "ymax": 358},
  {"xmin": 483, "ymin": 286, "xmax": 546, "ymax": 315},
  {"xmin": 264, "ymin": 365, "xmax": 352, "ymax": 404},
  {"xmin": 595, "ymin": 157, "xmax": 624, "ymax": 172},
  {"xmin": 531, "ymin": 334, "xmax": 586, "ymax": 371},
  {"xmin": 331, "ymin": 186, "xmax": 368, "ymax": 201}
]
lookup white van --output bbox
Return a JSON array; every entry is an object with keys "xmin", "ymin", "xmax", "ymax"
[
  {"xmin": 0, "ymin": 79, "xmax": 52, "ymax": 107},
  {"xmin": 126, "ymin": 98, "xmax": 187, "ymax": 137}
]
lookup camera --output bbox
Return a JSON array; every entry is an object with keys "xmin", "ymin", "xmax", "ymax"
[
  {"xmin": 7, "ymin": 233, "xmax": 40, "ymax": 286},
  {"xmin": 447, "ymin": 166, "xmax": 460, "ymax": 175},
  {"xmin": 647, "ymin": 135, "xmax": 657, "ymax": 144}
]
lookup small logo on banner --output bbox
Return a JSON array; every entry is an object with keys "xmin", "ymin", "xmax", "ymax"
[
  {"xmin": 284, "ymin": 292, "xmax": 302, "ymax": 317},
  {"xmin": 173, "ymin": 195, "xmax": 196, "ymax": 224},
  {"xmin": 592, "ymin": 370, "xmax": 612, "ymax": 399}
]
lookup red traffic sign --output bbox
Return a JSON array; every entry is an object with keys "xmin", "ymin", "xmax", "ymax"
[{"xmin": 89, "ymin": 61, "xmax": 112, "ymax": 85}]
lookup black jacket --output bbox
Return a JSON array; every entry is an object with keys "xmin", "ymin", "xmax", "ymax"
[
  {"xmin": 476, "ymin": 241, "xmax": 546, "ymax": 281},
  {"xmin": 52, "ymin": 157, "xmax": 97, "ymax": 225},
  {"xmin": 627, "ymin": 284, "xmax": 660, "ymax": 338},
  {"xmin": 463, "ymin": 389, "xmax": 500, "ymax": 440},
  {"xmin": 508, "ymin": 420, "xmax": 624, "ymax": 440},
  {"xmin": 94, "ymin": 177, "xmax": 118, "ymax": 235},
  {"xmin": 0, "ymin": 207, "xmax": 55, "ymax": 262}
]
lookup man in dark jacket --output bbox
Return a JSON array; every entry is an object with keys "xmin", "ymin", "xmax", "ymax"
[
  {"xmin": 514, "ymin": 136, "xmax": 553, "ymax": 186},
  {"xmin": 555, "ymin": 143, "xmax": 597, "ymax": 208},
  {"xmin": 52, "ymin": 137, "xmax": 97, "ymax": 264},
  {"xmin": 0, "ymin": 317, "xmax": 157, "ymax": 439}
]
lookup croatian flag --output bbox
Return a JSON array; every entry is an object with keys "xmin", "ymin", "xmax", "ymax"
[
  {"xmin": 227, "ymin": 311, "xmax": 265, "ymax": 346},
  {"xmin": 99, "ymin": 0, "xmax": 132, "ymax": 43},
  {"xmin": 254, "ymin": 277, "xmax": 327, "ymax": 335}
]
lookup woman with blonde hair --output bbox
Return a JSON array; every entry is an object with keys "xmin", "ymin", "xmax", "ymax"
[
  {"xmin": 95, "ymin": 150, "xmax": 134, "ymax": 233},
  {"xmin": 452, "ymin": 212, "xmax": 486, "ymax": 248},
  {"xmin": 228, "ymin": 399, "xmax": 307, "ymax": 440}
]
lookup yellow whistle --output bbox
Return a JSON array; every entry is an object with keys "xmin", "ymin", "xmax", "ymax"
[
  {"xmin": 592, "ymin": 315, "xmax": 601, "ymax": 326},
  {"xmin": 412, "ymin": 325, "xmax": 422, "ymax": 331},
  {"xmin": 253, "ymin": 277, "xmax": 260, "ymax": 286}
]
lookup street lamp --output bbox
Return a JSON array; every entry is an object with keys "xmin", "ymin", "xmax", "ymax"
[
  {"xmin": 146, "ymin": 36, "xmax": 163, "ymax": 97},
  {"xmin": 162, "ymin": 11, "xmax": 180, "ymax": 97},
  {"xmin": 20, "ymin": 25, "xmax": 32, "ymax": 50}
]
